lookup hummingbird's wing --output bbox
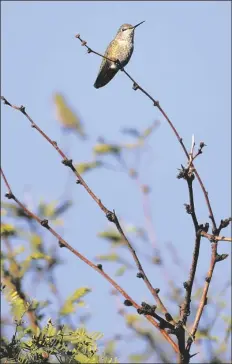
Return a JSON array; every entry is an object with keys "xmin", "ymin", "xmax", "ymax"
[{"xmin": 94, "ymin": 40, "xmax": 120, "ymax": 89}]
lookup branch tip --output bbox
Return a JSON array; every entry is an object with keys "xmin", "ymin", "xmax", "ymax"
[
  {"xmin": 1, "ymin": 96, "xmax": 10, "ymax": 105},
  {"xmin": 215, "ymin": 253, "xmax": 229, "ymax": 263}
]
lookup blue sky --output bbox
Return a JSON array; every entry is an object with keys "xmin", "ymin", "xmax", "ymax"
[{"xmin": 1, "ymin": 1, "xmax": 231, "ymax": 362}]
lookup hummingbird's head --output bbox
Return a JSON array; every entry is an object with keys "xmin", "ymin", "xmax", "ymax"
[{"xmin": 116, "ymin": 21, "xmax": 145, "ymax": 41}]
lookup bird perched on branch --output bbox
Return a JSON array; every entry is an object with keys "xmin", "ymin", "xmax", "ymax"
[{"xmin": 94, "ymin": 21, "xmax": 145, "ymax": 88}]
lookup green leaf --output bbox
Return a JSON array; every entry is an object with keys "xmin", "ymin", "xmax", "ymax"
[
  {"xmin": 30, "ymin": 233, "xmax": 42, "ymax": 248},
  {"xmin": 93, "ymin": 144, "xmax": 121, "ymax": 155},
  {"xmin": 60, "ymin": 287, "xmax": 91, "ymax": 316},
  {"xmin": 38, "ymin": 200, "xmax": 58, "ymax": 218},
  {"xmin": 95, "ymin": 253, "xmax": 119, "ymax": 262},
  {"xmin": 126, "ymin": 314, "xmax": 140, "ymax": 325},
  {"xmin": 6, "ymin": 289, "xmax": 29, "ymax": 320},
  {"xmin": 97, "ymin": 229, "xmax": 124, "ymax": 245},
  {"xmin": 139, "ymin": 120, "xmax": 160, "ymax": 141},
  {"xmin": 45, "ymin": 320, "xmax": 57, "ymax": 337},
  {"xmin": 70, "ymin": 287, "xmax": 91, "ymax": 301},
  {"xmin": 54, "ymin": 93, "xmax": 86, "ymax": 137},
  {"xmin": 104, "ymin": 339, "xmax": 116, "ymax": 357},
  {"xmin": 115, "ymin": 265, "xmax": 127, "ymax": 276},
  {"xmin": 129, "ymin": 353, "xmax": 150, "ymax": 363},
  {"xmin": 75, "ymin": 161, "xmax": 103, "ymax": 174},
  {"xmin": 1, "ymin": 223, "xmax": 16, "ymax": 237},
  {"xmin": 1, "ymin": 203, "xmax": 31, "ymax": 220},
  {"xmin": 121, "ymin": 142, "xmax": 142, "ymax": 149}
]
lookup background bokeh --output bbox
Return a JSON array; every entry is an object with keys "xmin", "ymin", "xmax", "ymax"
[{"xmin": 1, "ymin": 1, "xmax": 231, "ymax": 362}]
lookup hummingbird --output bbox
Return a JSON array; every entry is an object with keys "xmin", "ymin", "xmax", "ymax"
[{"xmin": 94, "ymin": 21, "xmax": 145, "ymax": 89}]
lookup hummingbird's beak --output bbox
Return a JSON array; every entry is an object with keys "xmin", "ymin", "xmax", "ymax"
[{"xmin": 133, "ymin": 21, "xmax": 145, "ymax": 30}]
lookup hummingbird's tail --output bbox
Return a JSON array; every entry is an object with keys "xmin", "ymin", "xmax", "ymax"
[{"xmin": 94, "ymin": 61, "xmax": 119, "ymax": 89}]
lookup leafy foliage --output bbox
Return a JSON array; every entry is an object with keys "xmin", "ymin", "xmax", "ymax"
[{"xmin": 0, "ymin": 319, "xmax": 118, "ymax": 364}]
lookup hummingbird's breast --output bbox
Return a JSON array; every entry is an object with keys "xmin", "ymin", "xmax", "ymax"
[
  {"xmin": 117, "ymin": 40, "xmax": 134, "ymax": 66},
  {"xmin": 106, "ymin": 39, "xmax": 134, "ymax": 68}
]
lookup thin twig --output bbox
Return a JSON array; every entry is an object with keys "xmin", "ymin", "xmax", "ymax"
[
  {"xmin": 201, "ymin": 230, "xmax": 232, "ymax": 242},
  {"xmin": 179, "ymin": 157, "xmax": 200, "ymax": 325},
  {"xmin": 186, "ymin": 179, "xmax": 199, "ymax": 232},
  {"xmin": 188, "ymin": 134, "xmax": 195, "ymax": 168},
  {"xmin": 0, "ymin": 167, "xmax": 179, "ymax": 354},
  {"xmin": 112, "ymin": 211, "xmax": 176, "ymax": 326},
  {"xmin": 185, "ymin": 220, "xmax": 230, "ymax": 352},
  {"xmin": 186, "ymin": 242, "xmax": 217, "ymax": 352},
  {"xmin": 180, "ymin": 235, "xmax": 201, "ymax": 324},
  {"xmin": 177, "ymin": 141, "xmax": 202, "ymax": 362},
  {"xmin": 0, "ymin": 96, "xmax": 107, "ymax": 214}
]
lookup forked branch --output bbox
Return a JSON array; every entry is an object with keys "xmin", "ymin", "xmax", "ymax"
[{"xmin": 0, "ymin": 167, "xmax": 179, "ymax": 354}]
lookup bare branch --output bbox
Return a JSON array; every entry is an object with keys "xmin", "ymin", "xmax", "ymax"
[
  {"xmin": 186, "ymin": 242, "xmax": 217, "ymax": 352},
  {"xmin": 0, "ymin": 167, "xmax": 179, "ymax": 354},
  {"xmin": 201, "ymin": 230, "xmax": 232, "ymax": 242},
  {"xmin": 75, "ymin": 35, "xmax": 217, "ymax": 232},
  {"xmin": 1, "ymin": 96, "xmax": 174, "ymax": 319}
]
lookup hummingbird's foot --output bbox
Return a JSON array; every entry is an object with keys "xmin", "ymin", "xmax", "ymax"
[
  {"xmin": 133, "ymin": 82, "xmax": 139, "ymax": 91},
  {"xmin": 115, "ymin": 59, "xmax": 124, "ymax": 71}
]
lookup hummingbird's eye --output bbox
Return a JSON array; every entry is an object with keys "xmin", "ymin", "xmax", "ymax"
[{"xmin": 121, "ymin": 28, "xmax": 126, "ymax": 32}]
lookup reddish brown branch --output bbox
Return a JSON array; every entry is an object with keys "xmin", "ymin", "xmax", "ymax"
[
  {"xmin": 201, "ymin": 230, "xmax": 232, "ymax": 242},
  {"xmin": 73, "ymin": 33, "xmax": 230, "ymax": 362},
  {"xmin": 0, "ymin": 96, "xmax": 107, "ymax": 214},
  {"xmin": 186, "ymin": 242, "xmax": 218, "ymax": 353},
  {"xmin": 176, "ymin": 155, "xmax": 202, "ymax": 361},
  {"xmin": 0, "ymin": 167, "xmax": 179, "ymax": 354},
  {"xmin": 111, "ymin": 211, "xmax": 176, "ymax": 327},
  {"xmin": 186, "ymin": 217, "xmax": 230, "ymax": 352},
  {"xmin": 1, "ymin": 96, "xmax": 175, "ymax": 325},
  {"xmin": 1, "ymin": 96, "xmax": 175, "ymax": 324},
  {"xmin": 74, "ymin": 35, "xmax": 217, "ymax": 232},
  {"xmin": 179, "ymin": 168, "xmax": 201, "ymax": 329},
  {"xmin": 180, "ymin": 235, "xmax": 201, "ymax": 324}
]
